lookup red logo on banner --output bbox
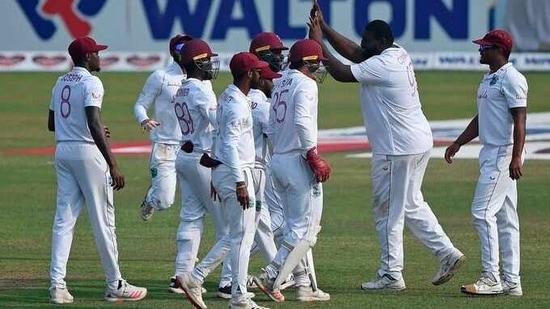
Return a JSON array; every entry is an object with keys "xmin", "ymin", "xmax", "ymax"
[
  {"xmin": 32, "ymin": 55, "xmax": 68, "ymax": 67},
  {"xmin": 126, "ymin": 55, "xmax": 162, "ymax": 68},
  {"xmin": 100, "ymin": 56, "xmax": 120, "ymax": 67},
  {"xmin": 0, "ymin": 54, "xmax": 26, "ymax": 66}
]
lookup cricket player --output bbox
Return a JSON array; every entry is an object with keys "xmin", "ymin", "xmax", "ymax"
[
  {"xmin": 248, "ymin": 66, "xmax": 281, "ymax": 261},
  {"xmin": 248, "ymin": 32, "xmax": 287, "ymax": 265},
  {"xmin": 134, "ymin": 34, "xmax": 192, "ymax": 221},
  {"xmin": 169, "ymin": 38, "xmax": 233, "ymax": 299},
  {"xmin": 178, "ymin": 52, "xmax": 272, "ymax": 309},
  {"xmin": 48, "ymin": 37, "xmax": 146, "ymax": 303},
  {"xmin": 446, "ymin": 29, "xmax": 527, "ymax": 297},
  {"xmin": 253, "ymin": 39, "xmax": 331, "ymax": 303},
  {"xmin": 309, "ymin": 2, "xmax": 465, "ymax": 291}
]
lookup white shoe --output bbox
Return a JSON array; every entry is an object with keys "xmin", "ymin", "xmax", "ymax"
[
  {"xmin": 49, "ymin": 286, "xmax": 74, "ymax": 304},
  {"xmin": 252, "ymin": 271, "xmax": 285, "ymax": 303},
  {"xmin": 296, "ymin": 286, "xmax": 330, "ymax": 302},
  {"xmin": 170, "ymin": 276, "xmax": 207, "ymax": 295},
  {"xmin": 461, "ymin": 276, "xmax": 503, "ymax": 295},
  {"xmin": 177, "ymin": 273, "xmax": 207, "ymax": 309},
  {"xmin": 140, "ymin": 200, "xmax": 155, "ymax": 221},
  {"xmin": 361, "ymin": 274, "xmax": 406, "ymax": 291},
  {"xmin": 432, "ymin": 249, "xmax": 466, "ymax": 285},
  {"xmin": 502, "ymin": 280, "xmax": 522, "ymax": 296},
  {"xmin": 216, "ymin": 285, "xmax": 255, "ymax": 299},
  {"xmin": 229, "ymin": 298, "xmax": 269, "ymax": 309},
  {"xmin": 104, "ymin": 280, "xmax": 147, "ymax": 302}
]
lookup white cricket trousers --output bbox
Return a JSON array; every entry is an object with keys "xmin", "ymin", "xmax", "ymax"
[
  {"xmin": 472, "ymin": 145, "xmax": 521, "ymax": 283},
  {"xmin": 144, "ymin": 143, "xmax": 179, "ymax": 210},
  {"xmin": 371, "ymin": 151, "xmax": 455, "ymax": 279},
  {"xmin": 211, "ymin": 165, "xmax": 256, "ymax": 303},
  {"xmin": 174, "ymin": 152, "xmax": 231, "ymax": 286},
  {"xmin": 50, "ymin": 142, "xmax": 122, "ymax": 290},
  {"xmin": 251, "ymin": 167, "xmax": 278, "ymax": 264},
  {"xmin": 267, "ymin": 153, "xmax": 323, "ymax": 282}
]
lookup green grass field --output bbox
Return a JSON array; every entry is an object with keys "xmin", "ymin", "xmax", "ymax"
[{"xmin": 1, "ymin": 71, "xmax": 550, "ymax": 309}]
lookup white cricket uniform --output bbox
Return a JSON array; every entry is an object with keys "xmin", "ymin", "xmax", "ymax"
[
  {"xmin": 472, "ymin": 62, "xmax": 527, "ymax": 283},
  {"xmin": 266, "ymin": 69, "xmax": 323, "ymax": 287},
  {"xmin": 172, "ymin": 78, "xmax": 231, "ymax": 286},
  {"xmin": 248, "ymin": 88, "xmax": 278, "ymax": 264},
  {"xmin": 350, "ymin": 45, "xmax": 458, "ymax": 279},
  {"xmin": 205, "ymin": 84, "xmax": 256, "ymax": 303},
  {"xmin": 49, "ymin": 67, "xmax": 123, "ymax": 290},
  {"xmin": 134, "ymin": 61, "xmax": 184, "ymax": 210}
]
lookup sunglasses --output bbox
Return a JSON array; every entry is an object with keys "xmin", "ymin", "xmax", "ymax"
[{"xmin": 478, "ymin": 45, "xmax": 497, "ymax": 52}]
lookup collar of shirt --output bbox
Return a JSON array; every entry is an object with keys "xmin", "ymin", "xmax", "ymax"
[
  {"xmin": 226, "ymin": 84, "xmax": 250, "ymax": 103},
  {"xmin": 167, "ymin": 61, "xmax": 184, "ymax": 74},
  {"xmin": 248, "ymin": 88, "xmax": 267, "ymax": 102},
  {"xmin": 72, "ymin": 66, "xmax": 92, "ymax": 76}
]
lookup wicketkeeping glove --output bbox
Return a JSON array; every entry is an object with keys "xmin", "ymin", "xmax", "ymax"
[{"xmin": 304, "ymin": 147, "xmax": 331, "ymax": 183}]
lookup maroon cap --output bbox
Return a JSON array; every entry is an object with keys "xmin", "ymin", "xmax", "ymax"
[
  {"xmin": 229, "ymin": 52, "xmax": 270, "ymax": 76},
  {"xmin": 473, "ymin": 29, "xmax": 513, "ymax": 53},
  {"xmin": 289, "ymin": 39, "xmax": 327, "ymax": 63},
  {"xmin": 169, "ymin": 34, "xmax": 193, "ymax": 52},
  {"xmin": 249, "ymin": 32, "xmax": 288, "ymax": 55},
  {"xmin": 68, "ymin": 37, "xmax": 108, "ymax": 60},
  {"xmin": 260, "ymin": 66, "xmax": 282, "ymax": 80},
  {"xmin": 180, "ymin": 39, "xmax": 218, "ymax": 64}
]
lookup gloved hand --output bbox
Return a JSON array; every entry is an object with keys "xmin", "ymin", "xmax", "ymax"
[{"xmin": 304, "ymin": 147, "xmax": 331, "ymax": 183}]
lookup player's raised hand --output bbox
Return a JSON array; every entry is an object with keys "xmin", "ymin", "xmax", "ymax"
[
  {"xmin": 110, "ymin": 166, "xmax": 125, "ymax": 190},
  {"xmin": 444, "ymin": 142, "xmax": 461, "ymax": 164},
  {"xmin": 141, "ymin": 119, "xmax": 161, "ymax": 132},
  {"xmin": 310, "ymin": 0, "xmax": 325, "ymax": 25},
  {"xmin": 308, "ymin": 13, "xmax": 323, "ymax": 43}
]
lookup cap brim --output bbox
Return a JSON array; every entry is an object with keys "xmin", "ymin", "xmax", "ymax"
[
  {"xmin": 472, "ymin": 39, "xmax": 491, "ymax": 45},
  {"xmin": 95, "ymin": 44, "xmax": 108, "ymax": 51},
  {"xmin": 253, "ymin": 60, "xmax": 270, "ymax": 70},
  {"xmin": 260, "ymin": 69, "xmax": 282, "ymax": 79}
]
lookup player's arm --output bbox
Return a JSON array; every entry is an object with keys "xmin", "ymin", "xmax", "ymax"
[
  {"xmin": 86, "ymin": 106, "xmax": 124, "ymax": 190},
  {"xmin": 308, "ymin": 14, "xmax": 357, "ymax": 83},
  {"xmin": 295, "ymin": 87, "xmax": 331, "ymax": 183},
  {"xmin": 310, "ymin": 0, "xmax": 364, "ymax": 63},
  {"xmin": 48, "ymin": 110, "xmax": 55, "ymax": 131},
  {"xmin": 444, "ymin": 115, "xmax": 479, "ymax": 164},
  {"xmin": 510, "ymin": 108, "xmax": 526, "ymax": 181},
  {"xmin": 134, "ymin": 72, "xmax": 161, "ymax": 131}
]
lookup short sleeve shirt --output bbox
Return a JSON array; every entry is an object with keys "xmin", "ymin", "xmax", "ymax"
[
  {"xmin": 477, "ymin": 63, "xmax": 528, "ymax": 146},
  {"xmin": 350, "ymin": 45, "xmax": 433, "ymax": 155}
]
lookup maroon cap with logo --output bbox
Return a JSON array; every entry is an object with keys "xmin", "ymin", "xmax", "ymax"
[
  {"xmin": 169, "ymin": 34, "xmax": 194, "ymax": 52},
  {"xmin": 179, "ymin": 39, "xmax": 218, "ymax": 64},
  {"xmin": 289, "ymin": 39, "xmax": 327, "ymax": 63},
  {"xmin": 230, "ymin": 52, "xmax": 270, "ymax": 76},
  {"xmin": 249, "ymin": 32, "xmax": 288, "ymax": 55},
  {"xmin": 68, "ymin": 37, "xmax": 108, "ymax": 60},
  {"xmin": 473, "ymin": 29, "xmax": 513, "ymax": 53}
]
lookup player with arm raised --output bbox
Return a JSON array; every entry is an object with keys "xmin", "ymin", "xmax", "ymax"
[
  {"xmin": 309, "ymin": 1, "xmax": 465, "ymax": 291},
  {"xmin": 253, "ymin": 39, "xmax": 331, "ymax": 303},
  {"xmin": 48, "ymin": 37, "xmax": 146, "ymax": 304},
  {"xmin": 134, "ymin": 34, "xmax": 192, "ymax": 221}
]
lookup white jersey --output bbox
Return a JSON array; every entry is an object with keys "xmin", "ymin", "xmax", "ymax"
[
  {"xmin": 133, "ymin": 61, "xmax": 185, "ymax": 144},
  {"xmin": 248, "ymin": 88, "xmax": 271, "ymax": 168},
  {"xmin": 477, "ymin": 62, "xmax": 528, "ymax": 146},
  {"xmin": 350, "ymin": 45, "xmax": 433, "ymax": 155},
  {"xmin": 173, "ymin": 78, "xmax": 217, "ymax": 152},
  {"xmin": 269, "ymin": 69, "xmax": 318, "ymax": 154},
  {"xmin": 214, "ymin": 84, "xmax": 255, "ymax": 183},
  {"xmin": 49, "ymin": 67, "xmax": 103, "ymax": 143}
]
